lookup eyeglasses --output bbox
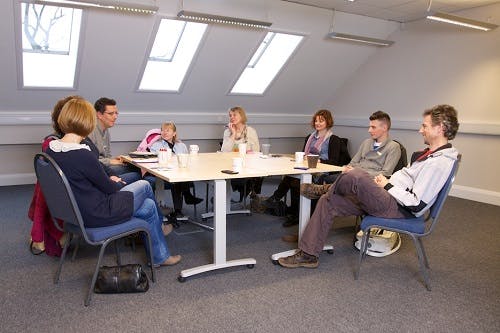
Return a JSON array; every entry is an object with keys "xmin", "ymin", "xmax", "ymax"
[{"xmin": 104, "ymin": 111, "xmax": 119, "ymax": 116}]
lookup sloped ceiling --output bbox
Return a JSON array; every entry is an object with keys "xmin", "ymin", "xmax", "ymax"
[
  {"xmin": 0, "ymin": 0, "xmax": 496, "ymax": 117},
  {"xmin": 282, "ymin": 0, "xmax": 500, "ymax": 22}
]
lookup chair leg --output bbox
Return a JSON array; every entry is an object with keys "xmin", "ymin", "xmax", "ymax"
[
  {"xmin": 145, "ymin": 231, "xmax": 156, "ymax": 283},
  {"xmin": 193, "ymin": 184, "xmax": 198, "ymax": 218},
  {"xmin": 355, "ymin": 231, "xmax": 370, "ymax": 280},
  {"xmin": 242, "ymin": 182, "xmax": 247, "ymax": 209},
  {"xmin": 352, "ymin": 215, "xmax": 362, "ymax": 244},
  {"xmin": 417, "ymin": 237, "xmax": 429, "ymax": 268},
  {"xmin": 412, "ymin": 235, "xmax": 431, "ymax": 291},
  {"xmin": 205, "ymin": 182, "xmax": 210, "ymax": 213},
  {"xmin": 54, "ymin": 234, "xmax": 71, "ymax": 284},
  {"xmin": 86, "ymin": 242, "xmax": 108, "ymax": 306},
  {"xmin": 114, "ymin": 240, "xmax": 121, "ymax": 266},
  {"xmin": 71, "ymin": 234, "xmax": 80, "ymax": 261}
]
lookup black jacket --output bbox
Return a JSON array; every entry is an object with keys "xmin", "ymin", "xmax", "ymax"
[{"xmin": 303, "ymin": 134, "xmax": 351, "ymax": 166}]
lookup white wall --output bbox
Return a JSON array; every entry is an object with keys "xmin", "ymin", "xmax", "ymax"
[
  {"xmin": 326, "ymin": 3, "xmax": 500, "ymax": 205},
  {"xmin": 0, "ymin": 0, "xmax": 398, "ymax": 183},
  {"xmin": 0, "ymin": 1, "xmax": 499, "ymax": 206}
]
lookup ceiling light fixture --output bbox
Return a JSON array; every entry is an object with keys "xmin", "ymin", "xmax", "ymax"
[
  {"xmin": 327, "ymin": 32, "xmax": 394, "ymax": 46},
  {"xmin": 426, "ymin": 12, "xmax": 498, "ymax": 31},
  {"xmin": 30, "ymin": 0, "xmax": 159, "ymax": 15},
  {"xmin": 177, "ymin": 10, "xmax": 272, "ymax": 29}
]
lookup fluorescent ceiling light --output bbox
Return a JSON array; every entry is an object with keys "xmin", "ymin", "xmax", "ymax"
[
  {"xmin": 31, "ymin": 0, "xmax": 158, "ymax": 14},
  {"xmin": 177, "ymin": 10, "xmax": 272, "ymax": 29},
  {"xmin": 426, "ymin": 12, "xmax": 498, "ymax": 31},
  {"xmin": 327, "ymin": 32, "xmax": 394, "ymax": 46}
]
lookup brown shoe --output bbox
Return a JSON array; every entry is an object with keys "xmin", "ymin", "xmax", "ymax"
[
  {"xmin": 281, "ymin": 234, "xmax": 299, "ymax": 243},
  {"xmin": 160, "ymin": 255, "xmax": 182, "ymax": 266},
  {"xmin": 300, "ymin": 183, "xmax": 332, "ymax": 200},
  {"xmin": 278, "ymin": 250, "xmax": 318, "ymax": 268}
]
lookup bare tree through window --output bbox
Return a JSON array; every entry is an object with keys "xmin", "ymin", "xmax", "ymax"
[
  {"xmin": 22, "ymin": 3, "xmax": 72, "ymax": 54},
  {"xmin": 18, "ymin": 2, "xmax": 82, "ymax": 88}
]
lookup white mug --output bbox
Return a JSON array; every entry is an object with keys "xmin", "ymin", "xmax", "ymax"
[
  {"xmin": 189, "ymin": 144, "xmax": 199, "ymax": 155},
  {"xmin": 295, "ymin": 152, "xmax": 305, "ymax": 165}
]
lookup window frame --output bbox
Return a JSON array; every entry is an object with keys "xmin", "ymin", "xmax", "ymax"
[
  {"xmin": 136, "ymin": 16, "xmax": 209, "ymax": 93},
  {"xmin": 228, "ymin": 30, "xmax": 306, "ymax": 96},
  {"xmin": 13, "ymin": 0, "xmax": 86, "ymax": 90}
]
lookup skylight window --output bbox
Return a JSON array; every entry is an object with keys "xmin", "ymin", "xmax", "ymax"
[
  {"xmin": 230, "ymin": 32, "xmax": 304, "ymax": 95},
  {"xmin": 18, "ymin": 2, "xmax": 83, "ymax": 88},
  {"xmin": 139, "ymin": 18, "xmax": 207, "ymax": 92}
]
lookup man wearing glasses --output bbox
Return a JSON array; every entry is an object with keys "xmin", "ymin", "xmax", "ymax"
[{"xmin": 88, "ymin": 97, "xmax": 141, "ymax": 184}]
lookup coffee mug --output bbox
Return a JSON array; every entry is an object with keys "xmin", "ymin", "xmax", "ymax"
[{"xmin": 189, "ymin": 144, "xmax": 199, "ymax": 155}]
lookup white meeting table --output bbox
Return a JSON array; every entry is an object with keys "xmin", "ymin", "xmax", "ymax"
[{"xmin": 122, "ymin": 152, "xmax": 342, "ymax": 281}]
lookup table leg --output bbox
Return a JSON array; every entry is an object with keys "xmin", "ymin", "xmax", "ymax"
[
  {"xmin": 200, "ymin": 181, "xmax": 251, "ymax": 220},
  {"xmin": 270, "ymin": 173, "xmax": 333, "ymax": 262},
  {"xmin": 179, "ymin": 179, "xmax": 256, "ymax": 281}
]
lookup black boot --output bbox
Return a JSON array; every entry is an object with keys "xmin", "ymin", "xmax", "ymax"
[
  {"xmin": 183, "ymin": 191, "xmax": 203, "ymax": 205},
  {"xmin": 167, "ymin": 210, "xmax": 184, "ymax": 229}
]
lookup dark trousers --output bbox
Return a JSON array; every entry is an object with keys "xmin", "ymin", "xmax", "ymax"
[
  {"xmin": 231, "ymin": 177, "xmax": 264, "ymax": 200},
  {"xmin": 272, "ymin": 176, "xmax": 300, "ymax": 215},
  {"xmin": 299, "ymin": 168, "xmax": 405, "ymax": 256}
]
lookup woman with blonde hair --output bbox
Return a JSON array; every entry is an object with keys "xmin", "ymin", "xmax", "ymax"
[
  {"xmin": 221, "ymin": 106, "xmax": 262, "ymax": 199},
  {"xmin": 149, "ymin": 121, "xmax": 203, "ymax": 221},
  {"xmin": 221, "ymin": 106, "xmax": 260, "ymax": 153}
]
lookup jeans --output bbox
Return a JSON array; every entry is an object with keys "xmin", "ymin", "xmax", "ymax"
[
  {"xmin": 110, "ymin": 164, "xmax": 141, "ymax": 185},
  {"xmin": 121, "ymin": 180, "xmax": 170, "ymax": 264}
]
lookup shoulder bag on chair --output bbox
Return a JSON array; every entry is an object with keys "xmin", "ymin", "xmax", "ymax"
[{"xmin": 354, "ymin": 228, "xmax": 401, "ymax": 257}]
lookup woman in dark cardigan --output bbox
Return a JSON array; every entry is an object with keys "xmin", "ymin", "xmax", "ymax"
[
  {"xmin": 264, "ymin": 109, "xmax": 350, "ymax": 227},
  {"xmin": 46, "ymin": 98, "xmax": 181, "ymax": 266}
]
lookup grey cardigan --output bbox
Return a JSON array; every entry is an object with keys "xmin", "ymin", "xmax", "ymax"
[{"xmin": 349, "ymin": 138, "xmax": 401, "ymax": 177}]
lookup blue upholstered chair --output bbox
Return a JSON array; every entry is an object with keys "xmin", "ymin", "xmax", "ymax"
[
  {"xmin": 355, "ymin": 155, "xmax": 461, "ymax": 290},
  {"xmin": 34, "ymin": 153, "xmax": 156, "ymax": 306}
]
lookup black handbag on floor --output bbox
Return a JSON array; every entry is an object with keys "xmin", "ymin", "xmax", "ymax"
[{"xmin": 94, "ymin": 264, "xmax": 149, "ymax": 294}]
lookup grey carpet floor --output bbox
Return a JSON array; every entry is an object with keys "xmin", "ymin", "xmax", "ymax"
[{"xmin": 1, "ymin": 183, "xmax": 499, "ymax": 333}]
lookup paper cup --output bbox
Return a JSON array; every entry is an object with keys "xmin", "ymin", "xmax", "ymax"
[
  {"xmin": 232, "ymin": 157, "xmax": 243, "ymax": 172},
  {"xmin": 238, "ymin": 143, "xmax": 247, "ymax": 157},
  {"xmin": 306, "ymin": 154, "xmax": 319, "ymax": 168}
]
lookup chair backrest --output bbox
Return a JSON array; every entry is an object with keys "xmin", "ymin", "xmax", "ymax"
[
  {"xmin": 34, "ymin": 152, "xmax": 92, "ymax": 244},
  {"xmin": 339, "ymin": 137, "xmax": 351, "ymax": 166},
  {"xmin": 392, "ymin": 140, "xmax": 408, "ymax": 173},
  {"xmin": 425, "ymin": 154, "xmax": 461, "ymax": 234}
]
